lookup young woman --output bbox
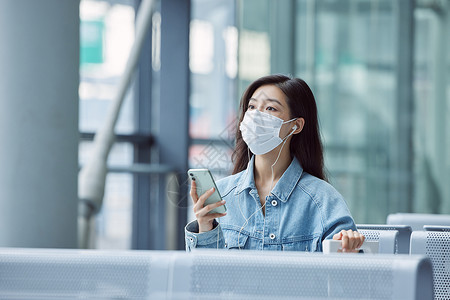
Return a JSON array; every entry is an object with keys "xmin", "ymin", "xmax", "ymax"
[{"xmin": 185, "ymin": 74, "xmax": 364, "ymax": 252}]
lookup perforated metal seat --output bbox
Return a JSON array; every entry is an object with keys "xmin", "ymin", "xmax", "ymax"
[
  {"xmin": 410, "ymin": 229, "xmax": 450, "ymax": 300},
  {"xmin": 357, "ymin": 229, "xmax": 398, "ymax": 253},
  {"xmin": 387, "ymin": 213, "xmax": 450, "ymax": 231},
  {"xmin": 357, "ymin": 224, "xmax": 412, "ymax": 254},
  {"xmin": 0, "ymin": 247, "xmax": 434, "ymax": 299},
  {"xmin": 424, "ymin": 225, "xmax": 450, "ymax": 231}
]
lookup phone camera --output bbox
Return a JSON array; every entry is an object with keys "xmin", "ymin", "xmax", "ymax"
[{"xmin": 189, "ymin": 173, "xmax": 194, "ymax": 177}]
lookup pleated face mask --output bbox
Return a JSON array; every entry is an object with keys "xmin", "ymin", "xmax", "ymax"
[{"xmin": 239, "ymin": 109, "xmax": 297, "ymax": 155}]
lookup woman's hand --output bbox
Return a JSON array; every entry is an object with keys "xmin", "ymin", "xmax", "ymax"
[
  {"xmin": 190, "ymin": 180, "xmax": 227, "ymax": 233},
  {"xmin": 332, "ymin": 229, "xmax": 365, "ymax": 252}
]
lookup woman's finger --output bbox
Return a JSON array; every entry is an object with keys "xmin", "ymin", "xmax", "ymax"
[
  {"xmin": 348, "ymin": 230, "xmax": 359, "ymax": 250},
  {"xmin": 204, "ymin": 200, "xmax": 226, "ymax": 214},
  {"xmin": 190, "ymin": 180, "xmax": 199, "ymax": 204},
  {"xmin": 345, "ymin": 230, "xmax": 353, "ymax": 250},
  {"xmin": 348, "ymin": 230, "xmax": 365, "ymax": 251},
  {"xmin": 196, "ymin": 200, "xmax": 226, "ymax": 217},
  {"xmin": 357, "ymin": 232, "xmax": 365, "ymax": 248},
  {"xmin": 351, "ymin": 231, "xmax": 360, "ymax": 248},
  {"xmin": 334, "ymin": 230, "xmax": 366, "ymax": 252},
  {"xmin": 194, "ymin": 187, "xmax": 216, "ymax": 211},
  {"xmin": 333, "ymin": 232, "xmax": 343, "ymax": 240},
  {"xmin": 340, "ymin": 230, "xmax": 349, "ymax": 251}
]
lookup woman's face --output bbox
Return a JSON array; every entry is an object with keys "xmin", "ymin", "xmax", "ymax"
[{"xmin": 247, "ymin": 84, "xmax": 298, "ymax": 138}]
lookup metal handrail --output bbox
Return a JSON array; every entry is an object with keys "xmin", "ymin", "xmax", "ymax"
[{"xmin": 79, "ymin": 163, "xmax": 175, "ymax": 175}]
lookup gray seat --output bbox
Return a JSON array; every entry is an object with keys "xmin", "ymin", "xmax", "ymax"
[
  {"xmin": 357, "ymin": 229, "xmax": 398, "ymax": 253},
  {"xmin": 424, "ymin": 225, "xmax": 450, "ymax": 231},
  {"xmin": 0, "ymin": 247, "xmax": 434, "ymax": 299},
  {"xmin": 387, "ymin": 213, "xmax": 450, "ymax": 231},
  {"xmin": 357, "ymin": 224, "xmax": 412, "ymax": 254},
  {"xmin": 410, "ymin": 229, "xmax": 450, "ymax": 300}
]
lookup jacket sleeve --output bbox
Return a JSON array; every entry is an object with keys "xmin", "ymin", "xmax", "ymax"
[
  {"xmin": 319, "ymin": 195, "xmax": 357, "ymax": 251},
  {"xmin": 184, "ymin": 219, "xmax": 226, "ymax": 251}
]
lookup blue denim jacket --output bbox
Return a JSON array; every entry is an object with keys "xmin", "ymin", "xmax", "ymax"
[{"xmin": 185, "ymin": 156, "xmax": 356, "ymax": 252}]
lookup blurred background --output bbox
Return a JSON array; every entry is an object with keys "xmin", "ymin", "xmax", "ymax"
[{"xmin": 0, "ymin": 0, "xmax": 448, "ymax": 250}]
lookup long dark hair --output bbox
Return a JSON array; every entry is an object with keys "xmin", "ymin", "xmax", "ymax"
[{"xmin": 232, "ymin": 74, "xmax": 327, "ymax": 181}]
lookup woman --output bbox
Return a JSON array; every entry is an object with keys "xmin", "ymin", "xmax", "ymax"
[{"xmin": 185, "ymin": 74, "xmax": 364, "ymax": 252}]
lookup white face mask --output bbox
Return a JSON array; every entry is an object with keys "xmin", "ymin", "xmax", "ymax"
[{"xmin": 239, "ymin": 110, "xmax": 297, "ymax": 155}]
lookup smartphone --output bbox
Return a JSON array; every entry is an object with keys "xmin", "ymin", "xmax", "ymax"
[{"xmin": 187, "ymin": 169, "xmax": 226, "ymax": 214}]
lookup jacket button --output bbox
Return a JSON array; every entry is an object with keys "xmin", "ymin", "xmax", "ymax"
[
  {"xmin": 269, "ymin": 233, "xmax": 276, "ymax": 240},
  {"xmin": 271, "ymin": 200, "xmax": 278, "ymax": 206}
]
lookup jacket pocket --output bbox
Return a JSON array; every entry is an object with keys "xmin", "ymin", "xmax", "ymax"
[
  {"xmin": 282, "ymin": 236, "xmax": 319, "ymax": 252},
  {"xmin": 223, "ymin": 228, "xmax": 249, "ymax": 250}
]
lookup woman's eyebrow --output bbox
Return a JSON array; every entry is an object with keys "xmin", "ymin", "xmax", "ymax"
[{"xmin": 249, "ymin": 97, "xmax": 284, "ymax": 107}]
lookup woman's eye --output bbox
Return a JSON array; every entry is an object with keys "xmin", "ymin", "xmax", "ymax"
[
  {"xmin": 248, "ymin": 104, "xmax": 255, "ymax": 110},
  {"xmin": 266, "ymin": 106, "xmax": 276, "ymax": 111}
]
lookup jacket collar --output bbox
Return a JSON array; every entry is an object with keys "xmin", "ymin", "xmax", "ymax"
[
  {"xmin": 236, "ymin": 155, "xmax": 304, "ymax": 203},
  {"xmin": 235, "ymin": 155, "xmax": 257, "ymax": 194}
]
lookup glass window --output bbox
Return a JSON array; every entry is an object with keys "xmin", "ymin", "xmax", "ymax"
[
  {"xmin": 309, "ymin": 0, "xmax": 399, "ymax": 223},
  {"xmin": 188, "ymin": 0, "xmax": 237, "ymax": 221},
  {"xmin": 79, "ymin": 0, "xmax": 136, "ymax": 134},
  {"xmin": 79, "ymin": 0, "xmax": 136, "ymax": 249},
  {"xmin": 235, "ymin": 0, "xmax": 450, "ymax": 223},
  {"xmin": 96, "ymin": 173, "xmax": 133, "ymax": 249},
  {"xmin": 79, "ymin": 141, "xmax": 134, "ymax": 249},
  {"xmin": 413, "ymin": 2, "xmax": 450, "ymax": 213},
  {"xmin": 189, "ymin": 0, "xmax": 237, "ymax": 140}
]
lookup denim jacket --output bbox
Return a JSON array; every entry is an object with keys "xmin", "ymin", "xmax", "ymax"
[{"xmin": 185, "ymin": 156, "xmax": 356, "ymax": 252}]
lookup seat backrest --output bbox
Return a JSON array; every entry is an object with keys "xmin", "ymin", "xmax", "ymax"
[
  {"xmin": 387, "ymin": 213, "xmax": 450, "ymax": 231},
  {"xmin": 357, "ymin": 224, "xmax": 412, "ymax": 254},
  {"xmin": 424, "ymin": 225, "xmax": 450, "ymax": 231},
  {"xmin": 0, "ymin": 247, "xmax": 434, "ymax": 299},
  {"xmin": 410, "ymin": 230, "xmax": 450, "ymax": 300},
  {"xmin": 357, "ymin": 229, "xmax": 398, "ymax": 254}
]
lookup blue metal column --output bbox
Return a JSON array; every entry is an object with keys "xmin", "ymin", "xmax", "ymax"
[
  {"xmin": 132, "ymin": 0, "xmax": 154, "ymax": 250},
  {"xmin": 159, "ymin": 0, "xmax": 190, "ymax": 250},
  {"xmin": 144, "ymin": 0, "xmax": 190, "ymax": 250}
]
